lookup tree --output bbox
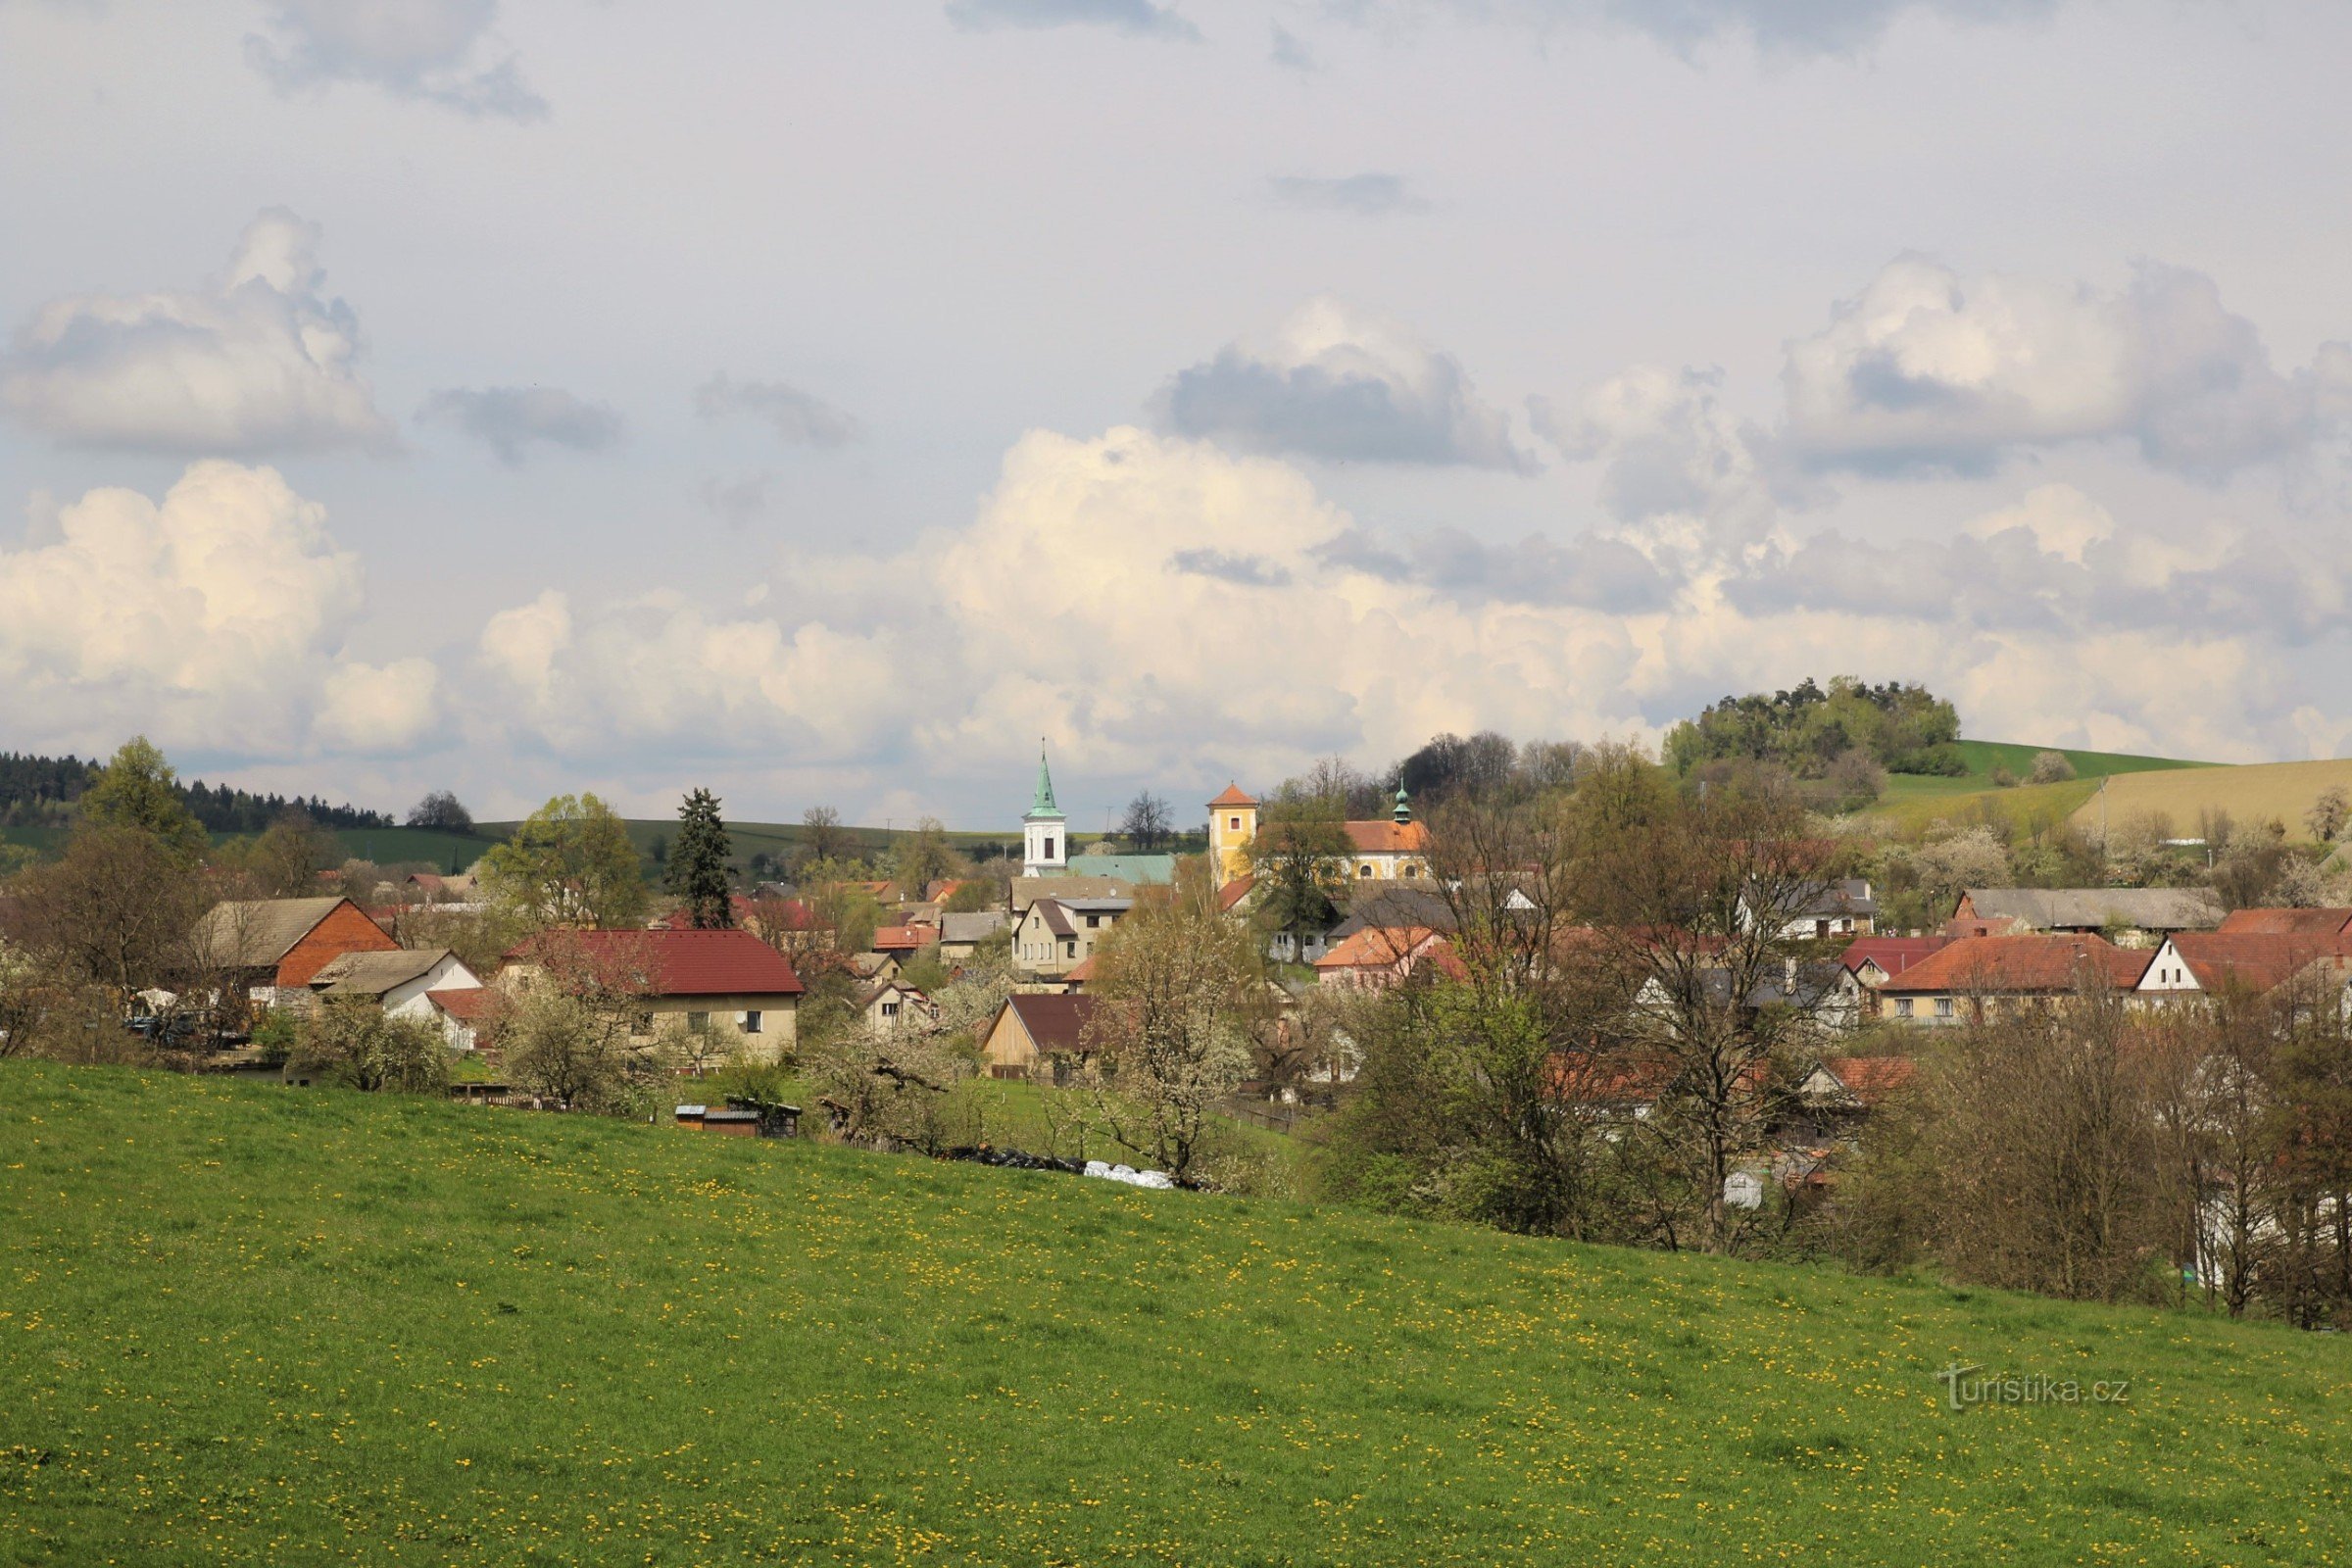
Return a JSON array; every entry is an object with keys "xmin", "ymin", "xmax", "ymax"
[
  {"xmin": 503, "ymin": 989, "xmax": 638, "ymax": 1112},
  {"xmin": 666, "ymin": 788, "xmax": 735, "ymax": 928},
  {"xmin": 801, "ymin": 805, "xmax": 849, "ymax": 864},
  {"xmin": 1119, "ymin": 791, "xmax": 1173, "ymax": 852},
  {"xmin": 406, "ymin": 790, "xmax": 474, "ymax": 833},
  {"xmin": 234, "ymin": 808, "xmax": 337, "ymax": 898},
  {"xmin": 1074, "ymin": 869, "xmax": 1256, "ymax": 1180},
  {"xmin": 2306, "ymin": 786, "xmax": 2350, "ymax": 844},
  {"xmin": 886, "ymin": 816, "xmax": 957, "ymax": 901},
  {"xmin": 288, "ymin": 997, "xmax": 452, "ymax": 1093},
  {"xmin": 78, "ymin": 738, "xmax": 207, "ymax": 863},
  {"xmin": 2029, "ymin": 750, "xmax": 2078, "ymax": 786},
  {"xmin": 14, "ymin": 822, "xmax": 209, "ymax": 1003},
  {"xmin": 481, "ymin": 793, "xmax": 648, "ymax": 929},
  {"xmin": 1249, "ymin": 789, "xmax": 1352, "ymax": 952}
]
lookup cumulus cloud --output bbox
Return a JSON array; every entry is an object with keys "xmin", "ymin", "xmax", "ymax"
[
  {"xmin": 417, "ymin": 385, "xmax": 623, "ymax": 464},
  {"xmin": 0, "ymin": 462, "xmax": 432, "ymax": 756},
  {"xmin": 1169, "ymin": 546, "xmax": 1292, "ymax": 586},
  {"xmin": 1781, "ymin": 255, "xmax": 2347, "ymax": 478},
  {"xmin": 946, "ymin": 0, "xmax": 1200, "ymax": 39},
  {"xmin": 1532, "ymin": 364, "xmax": 1785, "ymax": 541},
  {"xmin": 244, "ymin": 0, "xmax": 547, "ymax": 120},
  {"xmin": 694, "ymin": 373, "xmax": 864, "ymax": 449},
  {"xmin": 0, "ymin": 209, "xmax": 392, "ymax": 455},
  {"xmin": 1156, "ymin": 297, "xmax": 1537, "ymax": 470},
  {"xmin": 1266, "ymin": 172, "xmax": 1427, "ymax": 215}
]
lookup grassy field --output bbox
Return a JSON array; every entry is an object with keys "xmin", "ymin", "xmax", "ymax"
[
  {"xmin": 1877, "ymin": 740, "xmax": 2203, "ymax": 803},
  {"xmin": 1863, "ymin": 740, "xmax": 2205, "ymax": 836},
  {"xmin": 2068, "ymin": 757, "xmax": 2352, "ymax": 845},
  {"xmin": 5, "ymin": 1063, "xmax": 2350, "ymax": 1565}
]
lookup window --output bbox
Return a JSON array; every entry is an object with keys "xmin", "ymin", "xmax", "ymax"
[
  {"xmin": 1063, "ymin": 940, "xmax": 1077, "ymax": 957},
  {"xmin": 881, "ymin": 1002, "xmax": 900, "ymax": 1019},
  {"xmin": 1042, "ymin": 836, "xmax": 1056, "ymax": 860},
  {"xmin": 1358, "ymin": 863, "xmax": 1373, "ymax": 879},
  {"xmin": 633, "ymin": 1010, "xmax": 655, "ymax": 1034},
  {"xmin": 1894, "ymin": 998, "xmax": 1914, "ymax": 1019},
  {"xmin": 1815, "ymin": 919, "xmax": 1831, "ymax": 940},
  {"xmin": 742, "ymin": 1010, "xmax": 761, "ymax": 1034},
  {"xmin": 688, "ymin": 1010, "xmax": 710, "ymax": 1030},
  {"xmin": 1229, "ymin": 815, "xmax": 1241, "ymax": 830},
  {"xmin": 1086, "ymin": 913, "xmax": 1101, "ymax": 928},
  {"xmin": 1935, "ymin": 997, "xmax": 1954, "ymax": 1018}
]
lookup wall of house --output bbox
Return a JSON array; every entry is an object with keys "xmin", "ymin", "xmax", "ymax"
[
  {"xmin": 981, "ymin": 1008, "xmax": 1039, "ymax": 1076},
  {"xmin": 382, "ymin": 956, "xmax": 483, "ymax": 1024},
  {"xmin": 1015, "ymin": 908, "xmax": 1121, "ymax": 975},
  {"xmin": 274, "ymin": 904, "xmax": 402, "ymax": 988},
  {"xmin": 629, "ymin": 994, "xmax": 801, "ymax": 1063}
]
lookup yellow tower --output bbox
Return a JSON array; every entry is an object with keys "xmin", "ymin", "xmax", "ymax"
[{"xmin": 1206, "ymin": 782, "xmax": 1259, "ymax": 887}]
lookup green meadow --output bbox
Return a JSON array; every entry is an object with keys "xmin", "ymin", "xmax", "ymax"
[{"xmin": 3, "ymin": 1060, "xmax": 2348, "ymax": 1566}]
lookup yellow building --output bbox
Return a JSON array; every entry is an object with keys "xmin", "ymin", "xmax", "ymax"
[{"xmin": 1207, "ymin": 782, "xmax": 1259, "ymax": 886}]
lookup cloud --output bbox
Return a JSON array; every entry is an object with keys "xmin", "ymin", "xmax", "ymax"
[
  {"xmin": 1532, "ymin": 364, "xmax": 1784, "ymax": 538},
  {"xmin": 244, "ymin": 0, "xmax": 547, "ymax": 120},
  {"xmin": 1781, "ymin": 255, "xmax": 2346, "ymax": 479},
  {"xmin": 945, "ymin": 0, "xmax": 1200, "ymax": 40},
  {"xmin": 694, "ymin": 373, "xmax": 864, "ymax": 450},
  {"xmin": 0, "ymin": 461, "xmax": 433, "ymax": 756},
  {"xmin": 0, "ymin": 209, "xmax": 392, "ymax": 455},
  {"xmin": 1355, "ymin": 0, "xmax": 2059, "ymax": 57},
  {"xmin": 1266, "ymin": 173, "xmax": 1427, "ymax": 215},
  {"xmin": 1169, "ymin": 546, "xmax": 1292, "ymax": 586},
  {"xmin": 1155, "ymin": 297, "xmax": 1537, "ymax": 470},
  {"xmin": 417, "ymin": 385, "xmax": 623, "ymax": 464},
  {"xmin": 1269, "ymin": 23, "xmax": 1316, "ymax": 69},
  {"xmin": 699, "ymin": 472, "xmax": 778, "ymax": 527}
]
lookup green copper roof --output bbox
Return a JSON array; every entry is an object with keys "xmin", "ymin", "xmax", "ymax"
[{"xmin": 1025, "ymin": 743, "xmax": 1063, "ymax": 820}]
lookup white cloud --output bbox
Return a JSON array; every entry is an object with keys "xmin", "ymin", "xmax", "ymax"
[
  {"xmin": 1156, "ymin": 297, "xmax": 1537, "ymax": 470},
  {"xmin": 0, "ymin": 462, "xmax": 430, "ymax": 756},
  {"xmin": 1354, "ymin": 0, "xmax": 2060, "ymax": 57},
  {"xmin": 0, "ymin": 209, "xmax": 392, "ymax": 455},
  {"xmin": 1781, "ymin": 255, "xmax": 2344, "ymax": 478},
  {"xmin": 418, "ymin": 385, "xmax": 623, "ymax": 463},
  {"xmin": 244, "ymin": 0, "xmax": 547, "ymax": 121}
]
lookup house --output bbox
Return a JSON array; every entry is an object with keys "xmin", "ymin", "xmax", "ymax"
[
  {"xmin": 1877, "ymin": 934, "xmax": 2152, "ymax": 1024},
  {"xmin": 870, "ymin": 924, "xmax": 934, "ymax": 959},
  {"xmin": 1060, "ymin": 954, "xmax": 1098, "ymax": 993},
  {"xmin": 307, "ymin": 948, "xmax": 482, "ymax": 1026},
  {"xmin": 857, "ymin": 979, "xmax": 937, "ymax": 1034},
  {"xmin": 980, "ymin": 992, "xmax": 1100, "ymax": 1080},
  {"xmin": 2215, "ymin": 906, "xmax": 2352, "ymax": 938},
  {"xmin": 1312, "ymin": 925, "xmax": 1462, "ymax": 991},
  {"xmin": 502, "ymin": 928, "xmax": 806, "ymax": 1061},
  {"xmin": 1755, "ymin": 878, "xmax": 1877, "ymax": 941},
  {"xmin": 937, "ymin": 909, "xmax": 1010, "ymax": 960},
  {"xmin": 2132, "ymin": 930, "xmax": 2352, "ymax": 1004},
  {"xmin": 193, "ymin": 896, "xmax": 405, "ymax": 1013},
  {"xmin": 1782, "ymin": 1055, "xmax": 1920, "ymax": 1143},
  {"xmin": 1009, "ymin": 874, "xmax": 1137, "ymax": 916},
  {"xmin": 847, "ymin": 951, "xmax": 903, "ymax": 985},
  {"xmin": 1014, "ymin": 897, "xmax": 1131, "ymax": 977},
  {"xmin": 1838, "ymin": 935, "xmax": 1950, "ymax": 1018},
  {"xmin": 1634, "ymin": 960, "xmax": 1865, "ymax": 1034},
  {"xmin": 424, "ymin": 986, "xmax": 496, "ymax": 1052},
  {"xmin": 1948, "ymin": 888, "xmax": 2225, "ymax": 946}
]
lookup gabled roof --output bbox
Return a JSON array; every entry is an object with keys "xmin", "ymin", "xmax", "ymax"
[
  {"xmin": 2159, "ymin": 931, "xmax": 2352, "ymax": 995},
  {"xmin": 1956, "ymin": 887, "xmax": 2225, "ymax": 932},
  {"xmin": 1208, "ymin": 782, "xmax": 1258, "ymax": 808},
  {"xmin": 1343, "ymin": 819, "xmax": 1429, "ymax": 856},
  {"xmin": 1030, "ymin": 897, "xmax": 1131, "ymax": 939},
  {"xmin": 309, "ymin": 948, "xmax": 454, "ymax": 996},
  {"xmin": 1879, "ymin": 933, "xmax": 2152, "ymax": 995},
  {"xmin": 1840, "ymin": 936, "xmax": 1950, "ymax": 978},
  {"xmin": 1063, "ymin": 955, "xmax": 1098, "ymax": 985},
  {"xmin": 194, "ymin": 896, "xmax": 362, "ymax": 968},
  {"xmin": 1327, "ymin": 886, "xmax": 1455, "ymax": 943},
  {"xmin": 509, "ymin": 929, "xmax": 805, "ymax": 997},
  {"xmin": 1316, "ymin": 925, "xmax": 1452, "ymax": 972},
  {"xmin": 871, "ymin": 924, "xmax": 931, "ymax": 953},
  {"xmin": 939, "ymin": 910, "xmax": 1009, "ymax": 942},
  {"xmin": 2216, "ymin": 906, "xmax": 2352, "ymax": 937},
  {"xmin": 425, "ymin": 986, "xmax": 494, "ymax": 1022},
  {"xmin": 1002, "ymin": 993, "xmax": 1098, "ymax": 1054},
  {"xmin": 1815, "ymin": 1055, "xmax": 1919, "ymax": 1106},
  {"xmin": 1216, "ymin": 874, "xmax": 1256, "ymax": 912}
]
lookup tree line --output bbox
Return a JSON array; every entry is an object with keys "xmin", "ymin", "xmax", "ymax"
[{"xmin": 0, "ymin": 748, "xmax": 395, "ymax": 833}]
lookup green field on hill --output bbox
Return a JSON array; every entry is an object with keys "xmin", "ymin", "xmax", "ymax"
[
  {"xmin": 1862, "ymin": 741, "xmax": 2208, "ymax": 835},
  {"xmin": 3, "ymin": 1062, "xmax": 2347, "ymax": 1565},
  {"xmin": 1878, "ymin": 740, "xmax": 2204, "ymax": 803}
]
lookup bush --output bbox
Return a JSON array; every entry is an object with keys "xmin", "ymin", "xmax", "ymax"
[
  {"xmin": 2028, "ymin": 750, "xmax": 2077, "ymax": 785},
  {"xmin": 1987, "ymin": 766, "xmax": 2018, "ymax": 789},
  {"xmin": 1886, "ymin": 743, "xmax": 1968, "ymax": 777},
  {"xmin": 289, "ymin": 998, "xmax": 452, "ymax": 1093}
]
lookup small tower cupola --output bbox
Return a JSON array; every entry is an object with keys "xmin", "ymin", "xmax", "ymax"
[
  {"xmin": 1393, "ymin": 785, "xmax": 1412, "ymax": 824},
  {"xmin": 1022, "ymin": 742, "xmax": 1067, "ymax": 878}
]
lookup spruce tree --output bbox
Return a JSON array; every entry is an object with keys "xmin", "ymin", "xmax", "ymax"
[{"xmin": 667, "ymin": 787, "xmax": 735, "ymax": 929}]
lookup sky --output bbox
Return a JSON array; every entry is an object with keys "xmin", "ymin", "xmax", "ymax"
[{"xmin": 5, "ymin": 0, "xmax": 2352, "ymax": 832}]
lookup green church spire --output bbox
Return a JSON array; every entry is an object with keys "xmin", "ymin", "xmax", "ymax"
[{"xmin": 1027, "ymin": 741, "xmax": 1062, "ymax": 819}]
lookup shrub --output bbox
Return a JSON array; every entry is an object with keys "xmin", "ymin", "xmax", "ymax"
[
  {"xmin": 289, "ymin": 998, "xmax": 452, "ymax": 1093},
  {"xmin": 2028, "ymin": 750, "xmax": 2077, "ymax": 785}
]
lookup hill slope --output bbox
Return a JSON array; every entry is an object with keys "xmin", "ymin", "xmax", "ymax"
[
  {"xmin": 2, "ymin": 1063, "xmax": 2346, "ymax": 1565},
  {"xmin": 2071, "ymin": 756, "xmax": 2352, "ymax": 844}
]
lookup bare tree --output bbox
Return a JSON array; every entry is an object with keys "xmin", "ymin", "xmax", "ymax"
[
  {"xmin": 801, "ymin": 806, "xmax": 850, "ymax": 865},
  {"xmin": 1119, "ymin": 791, "xmax": 1173, "ymax": 852}
]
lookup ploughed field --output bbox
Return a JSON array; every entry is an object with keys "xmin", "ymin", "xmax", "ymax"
[{"xmin": 2, "ymin": 1061, "xmax": 2347, "ymax": 1566}]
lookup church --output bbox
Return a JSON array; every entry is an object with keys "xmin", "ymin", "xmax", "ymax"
[
  {"xmin": 1206, "ymin": 781, "xmax": 1431, "ymax": 886},
  {"xmin": 1017, "ymin": 747, "xmax": 1176, "ymax": 885}
]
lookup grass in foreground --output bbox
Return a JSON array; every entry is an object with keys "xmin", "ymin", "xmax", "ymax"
[{"xmin": 3, "ymin": 1061, "xmax": 2348, "ymax": 1566}]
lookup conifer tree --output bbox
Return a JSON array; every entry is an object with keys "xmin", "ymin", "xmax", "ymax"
[{"xmin": 668, "ymin": 787, "xmax": 735, "ymax": 929}]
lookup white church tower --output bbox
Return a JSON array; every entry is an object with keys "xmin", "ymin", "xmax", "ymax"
[{"xmin": 1021, "ymin": 742, "xmax": 1067, "ymax": 878}]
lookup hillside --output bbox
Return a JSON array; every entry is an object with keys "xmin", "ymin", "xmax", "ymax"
[
  {"xmin": 1864, "ymin": 740, "xmax": 2206, "ymax": 834},
  {"xmin": 4, "ymin": 1064, "xmax": 2347, "ymax": 1565},
  {"xmin": 2070, "ymin": 757, "xmax": 2352, "ymax": 845}
]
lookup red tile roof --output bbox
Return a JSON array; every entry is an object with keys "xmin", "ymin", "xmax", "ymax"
[
  {"xmin": 1878, "ymin": 934, "xmax": 2151, "ymax": 995},
  {"xmin": 2216, "ymin": 907, "xmax": 2352, "ymax": 938},
  {"xmin": 1208, "ymin": 783, "xmax": 1259, "ymax": 808},
  {"xmin": 2163, "ymin": 931, "xmax": 2352, "ymax": 995},
  {"xmin": 1063, "ymin": 955, "xmax": 1098, "ymax": 984},
  {"xmin": 511, "ymin": 929, "xmax": 805, "ymax": 997},
  {"xmin": 1343, "ymin": 819, "xmax": 1429, "ymax": 856},
  {"xmin": 1840, "ymin": 936, "xmax": 1950, "ymax": 978},
  {"xmin": 426, "ymin": 986, "xmax": 495, "ymax": 1021},
  {"xmin": 1217, "ymin": 874, "xmax": 1256, "ymax": 912},
  {"xmin": 1821, "ymin": 1054, "xmax": 1919, "ymax": 1105},
  {"xmin": 871, "ymin": 925, "xmax": 931, "ymax": 952}
]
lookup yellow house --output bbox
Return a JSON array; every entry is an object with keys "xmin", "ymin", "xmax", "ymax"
[{"xmin": 1207, "ymin": 782, "xmax": 1259, "ymax": 885}]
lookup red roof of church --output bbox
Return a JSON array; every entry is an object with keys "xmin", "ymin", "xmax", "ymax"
[
  {"xmin": 1344, "ymin": 819, "xmax": 1429, "ymax": 856},
  {"xmin": 1209, "ymin": 783, "xmax": 1259, "ymax": 808}
]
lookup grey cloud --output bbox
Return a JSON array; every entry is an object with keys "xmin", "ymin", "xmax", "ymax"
[
  {"xmin": 1269, "ymin": 24, "xmax": 1317, "ymax": 69},
  {"xmin": 1266, "ymin": 172, "xmax": 1427, "ymax": 216},
  {"xmin": 1352, "ymin": 0, "xmax": 2059, "ymax": 57},
  {"xmin": 1157, "ymin": 298, "xmax": 1536, "ymax": 470},
  {"xmin": 0, "ymin": 208, "xmax": 392, "ymax": 455},
  {"xmin": 244, "ymin": 0, "xmax": 547, "ymax": 121},
  {"xmin": 417, "ymin": 386, "xmax": 622, "ymax": 464},
  {"xmin": 1169, "ymin": 547, "xmax": 1293, "ymax": 586},
  {"xmin": 700, "ymin": 472, "xmax": 778, "ymax": 528},
  {"xmin": 1319, "ymin": 523, "xmax": 1672, "ymax": 611},
  {"xmin": 695, "ymin": 374, "xmax": 864, "ymax": 449},
  {"xmin": 946, "ymin": 0, "xmax": 1200, "ymax": 40}
]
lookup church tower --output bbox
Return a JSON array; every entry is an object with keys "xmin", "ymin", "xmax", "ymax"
[
  {"xmin": 1206, "ymin": 782, "xmax": 1259, "ymax": 886},
  {"xmin": 1022, "ymin": 743, "xmax": 1067, "ymax": 878}
]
